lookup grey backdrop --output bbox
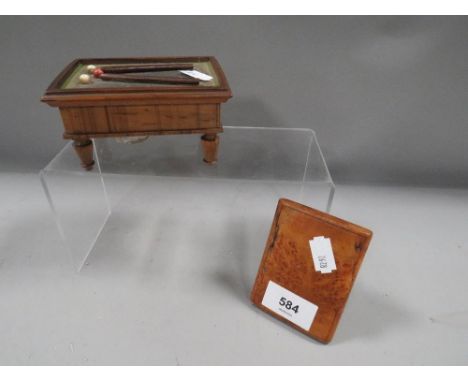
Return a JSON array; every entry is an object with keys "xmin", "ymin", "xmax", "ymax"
[{"xmin": 1, "ymin": 16, "xmax": 467, "ymax": 186}]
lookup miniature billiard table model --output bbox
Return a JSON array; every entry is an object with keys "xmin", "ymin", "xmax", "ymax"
[{"xmin": 41, "ymin": 56, "xmax": 232, "ymax": 169}]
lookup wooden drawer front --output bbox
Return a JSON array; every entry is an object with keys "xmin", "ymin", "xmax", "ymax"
[
  {"xmin": 60, "ymin": 107, "xmax": 109, "ymax": 134},
  {"xmin": 107, "ymin": 104, "xmax": 219, "ymax": 133},
  {"xmin": 59, "ymin": 104, "xmax": 220, "ymax": 135}
]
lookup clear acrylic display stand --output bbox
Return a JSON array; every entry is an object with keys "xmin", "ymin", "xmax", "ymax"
[{"xmin": 40, "ymin": 126, "xmax": 335, "ymax": 271}]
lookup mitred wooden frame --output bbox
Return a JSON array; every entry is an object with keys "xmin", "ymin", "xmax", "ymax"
[{"xmin": 42, "ymin": 56, "xmax": 232, "ymax": 105}]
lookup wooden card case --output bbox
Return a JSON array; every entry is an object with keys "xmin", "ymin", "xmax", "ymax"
[{"xmin": 250, "ymin": 198, "xmax": 372, "ymax": 343}]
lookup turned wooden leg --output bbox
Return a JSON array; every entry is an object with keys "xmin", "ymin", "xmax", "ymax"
[
  {"xmin": 72, "ymin": 139, "xmax": 95, "ymax": 171},
  {"xmin": 201, "ymin": 134, "xmax": 219, "ymax": 164}
]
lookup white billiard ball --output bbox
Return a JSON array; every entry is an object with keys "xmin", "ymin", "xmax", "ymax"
[
  {"xmin": 86, "ymin": 64, "xmax": 97, "ymax": 73},
  {"xmin": 79, "ymin": 74, "xmax": 92, "ymax": 84}
]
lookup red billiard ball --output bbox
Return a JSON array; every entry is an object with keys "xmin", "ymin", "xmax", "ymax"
[{"xmin": 93, "ymin": 68, "xmax": 104, "ymax": 78}]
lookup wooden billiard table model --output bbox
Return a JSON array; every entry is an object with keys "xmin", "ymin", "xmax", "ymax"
[{"xmin": 41, "ymin": 56, "xmax": 232, "ymax": 169}]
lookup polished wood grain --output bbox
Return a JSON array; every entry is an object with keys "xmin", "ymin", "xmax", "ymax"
[
  {"xmin": 72, "ymin": 139, "xmax": 94, "ymax": 170},
  {"xmin": 42, "ymin": 56, "xmax": 231, "ymax": 168},
  {"xmin": 59, "ymin": 104, "xmax": 220, "ymax": 136},
  {"xmin": 201, "ymin": 134, "xmax": 220, "ymax": 164},
  {"xmin": 251, "ymin": 199, "xmax": 372, "ymax": 344}
]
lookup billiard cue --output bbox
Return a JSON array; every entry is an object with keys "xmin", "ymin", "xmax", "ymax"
[
  {"xmin": 101, "ymin": 63, "xmax": 194, "ymax": 74},
  {"xmin": 100, "ymin": 73, "xmax": 199, "ymax": 85}
]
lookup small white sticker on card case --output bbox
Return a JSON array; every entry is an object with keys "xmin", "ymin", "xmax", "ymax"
[{"xmin": 309, "ymin": 236, "xmax": 337, "ymax": 274}]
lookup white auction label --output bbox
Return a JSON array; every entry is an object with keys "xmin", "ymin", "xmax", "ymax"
[
  {"xmin": 179, "ymin": 70, "xmax": 213, "ymax": 81},
  {"xmin": 261, "ymin": 281, "xmax": 318, "ymax": 331},
  {"xmin": 309, "ymin": 236, "xmax": 337, "ymax": 274}
]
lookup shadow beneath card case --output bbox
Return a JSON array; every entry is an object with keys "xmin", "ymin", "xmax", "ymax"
[
  {"xmin": 332, "ymin": 283, "xmax": 417, "ymax": 345},
  {"xmin": 208, "ymin": 216, "xmax": 270, "ymax": 305}
]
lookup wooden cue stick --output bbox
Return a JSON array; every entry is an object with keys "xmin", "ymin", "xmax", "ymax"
[
  {"xmin": 100, "ymin": 73, "xmax": 199, "ymax": 85},
  {"xmin": 102, "ymin": 63, "xmax": 194, "ymax": 73}
]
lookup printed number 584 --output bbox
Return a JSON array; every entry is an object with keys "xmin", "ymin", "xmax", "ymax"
[{"xmin": 279, "ymin": 297, "xmax": 299, "ymax": 314}]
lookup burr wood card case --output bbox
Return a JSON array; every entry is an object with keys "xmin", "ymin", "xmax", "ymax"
[{"xmin": 251, "ymin": 198, "xmax": 372, "ymax": 343}]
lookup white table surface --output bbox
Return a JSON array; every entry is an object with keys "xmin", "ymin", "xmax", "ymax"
[{"xmin": 1, "ymin": 172, "xmax": 467, "ymax": 365}]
